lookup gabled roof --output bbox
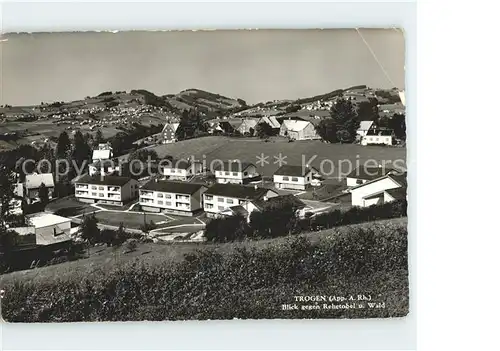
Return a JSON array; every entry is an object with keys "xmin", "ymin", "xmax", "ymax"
[
  {"xmin": 76, "ymin": 175, "xmax": 134, "ymax": 186},
  {"xmin": 274, "ymin": 165, "xmax": 318, "ymax": 177},
  {"xmin": 141, "ymin": 179, "xmax": 206, "ymax": 195},
  {"xmin": 212, "ymin": 161, "xmax": 255, "ymax": 173},
  {"xmin": 162, "ymin": 122, "xmax": 179, "ymax": 133},
  {"xmin": 366, "ymin": 128, "xmax": 395, "ymax": 136},
  {"xmin": 350, "ymin": 172, "xmax": 407, "ymax": 191},
  {"xmin": 346, "ymin": 166, "xmax": 395, "ymax": 181},
  {"xmin": 204, "ymin": 183, "xmax": 277, "ymax": 200},
  {"xmin": 358, "ymin": 120, "xmax": 374, "ymax": 131},
  {"xmin": 239, "ymin": 119, "xmax": 258, "ymax": 129},
  {"xmin": 25, "ymin": 173, "xmax": 54, "ymax": 189},
  {"xmin": 385, "ymin": 187, "xmax": 407, "ymax": 201},
  {"xmin": 281, "ymin": 119, "xmax": 312, "ymax": 132},
  {"xmin": 259, "ymin": 116, "xmax": 281, "ymax": 128},
  {"xmin": 228, "ymin": 205, "xmax": 249, "ymax": 217}
]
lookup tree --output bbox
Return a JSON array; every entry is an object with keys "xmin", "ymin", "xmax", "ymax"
[
  {"xmin": 55, "ymin": 131, "xmax": 71, "ymax": 159},
  {"xmin": 255, "ymin": 122, "xmax": 273, "ymax": 139},
  {"xmin": 356, "ymin": 99, "xmax": 379, "ymax": 121},
  {"xmin": 94, "ymin": 129, "xmax": 104, "ymax": 146},
  {"xmin": 0, "ymin": 222, "xmax": 19, "ymax": 255},
  {"xmin": 38, "ymin": 182, "xmax": 49, "ymax": 206},
  {"xmin": 330, "ymin": 99, "xmax": 359, "ymax": 143},
  {"xmin": 175, "ymin": 109, "xmax": 204, "ymax": 140},
  {"xmin": 0, "ymin": 167, "xmax": 14, "ymax": 219},
  {"xmin": 315, "ymin": 119, "xmax": 338, "ymax": 143},
  {"xmin": 125, "ymin": 239, "xmax": 138, "ymax": 253},
  {"xmin": 388, "ymin": 113, "xmax": 406, "ymax": 140},
  {"xmin": 72, "ymin": 131, "xmax": 92, "ymax": 169},
  {"xmin": 80, "ymin": 213, "xmax": 100, "ymax": 243},
  {"xmin": 249, "ymin": 196, "xmax": 300, "ymax": 238},
  {"xmin": 204, "ymin": 214, "xmax": 248, "ymax": 242}
]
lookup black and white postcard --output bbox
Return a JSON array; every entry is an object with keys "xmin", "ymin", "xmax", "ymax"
[{"xmin": 0, "ymin": 29, "xmax": 408, "ymax": 322}]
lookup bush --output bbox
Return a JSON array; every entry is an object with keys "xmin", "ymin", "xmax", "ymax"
[{"xmin": 1, "ymin": 224, "xmax": 408, "ymax": 322}]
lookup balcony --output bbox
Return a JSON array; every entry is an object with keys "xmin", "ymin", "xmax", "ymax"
[{"xmin": 108, "ymin": 186, "xmax": 121, "ymax": 192}]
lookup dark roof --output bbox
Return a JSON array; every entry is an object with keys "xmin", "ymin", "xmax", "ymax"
[
  {"xmin": 366, "ymin": 129, "xmax": 394, "ymax": 136},
  {"xmin": 211, "ymin": 161, "xmax": 255, "ymax": 173},
  {"xmin": 228, "ymin": 205, "xmax": 249, "ymax": 217},
  {"xmin": 389, "ymin": 173, "xmax": 407, "ymax": 187},
  {"xmin": 252, "ymin": 194, "xmax": 306, "ymax": 211},
  {"xmin": 159, "ymin": 158, "xmax": 192, "ymax": 170},
  {"xmin": 346, "ymin": 166, "xmax": 395, "ymax": 180},
  {"xmin": 204, "ymin": 183, "xmax": 274, "ymax": 200},
  {"xmin": 76, "ymin": 175, "xmax": 133, "ymax": 186},
  {"xmin": 274, "ymin": 165, "xmax": 317, "ymax": 177},
  {"xmin": 141, "ymin": 180, "xmax": 206, "ymax": 195},
  {"xmin": 386, "ymin": 187, "xmax": 407, "ymax": 201}
]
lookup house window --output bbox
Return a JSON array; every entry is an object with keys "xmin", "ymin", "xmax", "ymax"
[
  {"xmin": 227, "ymin": 199, "xmax": 234, "ymax": 204},
  {"xmin": 91, "ymin": 186, "xmax": 97, "ymax": 190},
  {"xmin": 218, "ymin": 197, "xmax": 224, "ymax": 202},
  {"xmin": 157, "ymin": 193, "xmax": 164, "ymax": 198},
  {"xmin": 282, "ymin": 176, "xmax": 289, "ymax": 181},
  {"xmin": 205, "ymin": 203, "xmax": 214, "ymax": 209},
  {"xmin": 92, "ymin": 192, "xmax": 97, "ymax": 196},
  {"xmin": 165, "ymin": 201, "xmax": 172, "ymax": 206},
  {"xmin": 99, "ymin": 193, "xmax": 104, "ymax": 197},
  {"xmin": 218, "ymin": 205, "xmax": 225, "ymax": 211},
  {"xmin": 244, "ymin": 171, "xmax": 248, "ymax": 176},
  {"xmin": 165, "ymin": 194, "xmax": 171, "ymax": 199},
  {"xmin": 205, "ymin": 195, "xmax": 213, "ymax": 201},
  {"xmin": 157, "ymin": 200, "xmax": 163, "ymax": 205},
  {"xmin": 291, "ymin": 177, "xmax": 299, "ymax": 182},
  {"xmin": 98, "ymin": 186, "xmax": 104, "ymax": 190},
  {"xmin": 356, "ymin": 179, "xmax": 363, "ymax": 185},
  {"xmin": 225, "ymin": 171, "xmax": 230, "ymax": 176},
  {"xmin": 232, "ymin": 172, "xmax": 238, "ymax": 176}
]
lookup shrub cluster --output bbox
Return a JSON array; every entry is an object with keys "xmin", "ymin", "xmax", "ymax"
[
  {"xmin": 205, "ymin": 199, "xmax": 407, "ymax": 243},
  {"xmin": 1, "ymin": 224, "xmax": 408, "ymax": 322}
]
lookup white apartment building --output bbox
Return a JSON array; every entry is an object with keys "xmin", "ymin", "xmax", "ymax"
[
  {"xmin": 159, "ymin": 158, "xmax": 203, "ymax": 181},
  {"xmin": 75, "ymin": 175, "xmax": 139, "ymax": 206},
  {"xmin": 273, "ymin": 165, "xmax": 321, "ymax": 190},
  {"xmin": 203, "ymin": 183, "xmax": 279, "ymax": 218},
  {"xmin": 139, "ymin": 179, "xmax": 207, "ymax": 216},
  {"xmin": 212, "ymin": 161, "xmax": 260, "ymax": 185}
]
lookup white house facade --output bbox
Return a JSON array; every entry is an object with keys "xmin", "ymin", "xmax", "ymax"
[
  {"xmin": 203, "ymin": 183, "xmax": 279, "ymax": 218},
  {"xmin": 139, "ymin": 179, "xmax": 207, "ymax": 216},
  {"xmin": 345, "ymin": 165, "xmax": 395, "ymax": 187},
  {"xmin": 273, "ymin": 165, "xmax": 320, "ymax": 190},
  {"xmin": 350, "ymin": 173, "xmax": 407, "ymax": 207},
  {"xmin": 279, "ymin": 120, "xmax": 321, "ymax": 141},
  {"xmin": 75, "ymin": 175, "xmax": 139, "ymax": 206},
  {"xmin": 212, "ymin": 161, "xmax": 260, "ymax": 185},
  {"xmin": 159, "ymin": 159, "xmax": 203, "ymax": 181}
]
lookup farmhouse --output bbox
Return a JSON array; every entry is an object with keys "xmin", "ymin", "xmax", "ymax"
[
  {"xmin": 12, "ymin": 212, "xmax": 72, "ymax": 248},
  {"xmin": 350, "ymin": 172, "xmax": 407, "ymax": 207},
  {"xmin": 203, "ymin": 183, "xmax": 279, "ymax": 218},
  {"xmin": 92, "ymin": 143, "xmax": 113, "ymax": 161},
  {"xmin": 159, "ymin": 158, "xmax": 203, "ymax": 181},
  {"xmin": 139, "ymin": 179, "xmax": 207, "ymax": 216},
  {"xmin": 273, "ymin": 165, "xmax": 321, "ymax": 190},
  {"xmin": 23, "ymin": 173, "xmax": 55, "ymax": 204},
  {"xmin": 345, "ymin": 165, "xmax": 396, "ymax": 187},
  {"xmin": 257, "ymin": 116, "xmax": 281, "ymax": 130},
  {"xmin": 212, "ymin": 161, "xmax": 260, "ymax": 185},
  {"xmin": 237, "ymin": 119, "xmax": 258, "ymax": 135},
  {"xmin": 356, "ymin": 120, "xmax": 375, "ymax": 137},
  {"xmin": 75, "ymin": 175, "xmax": 139, "ymax": 206},
  {"xmin": 279, "ymin": 120, "xmax": 321, "ymax": 140},
  {"xmin": 161, "ymin": 122, "xmax": 180, "ymax": 144},
  {"xmin": 361, "ymin": 129, "xmax": 395, "ymax": 146}
]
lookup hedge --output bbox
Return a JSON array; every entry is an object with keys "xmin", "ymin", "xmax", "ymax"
[{"xmin": 2, "ymin": 224, "xmax": 408, "ymax": 322}]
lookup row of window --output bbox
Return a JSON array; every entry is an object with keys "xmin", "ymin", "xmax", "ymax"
[
  {"xmin": 217, "ymin": 171, "xmax": 249, "ymax": 176},
  {"xmin": 140, "ymin": 198, "xmax": 190, "ymax": 209},
  {"xmin": 281, "ymin": 176, "xmax": 299, "ymax": 182},
  {"xmin": 140, "ymin": 192, "xmax": 189, "ymax": 201}
]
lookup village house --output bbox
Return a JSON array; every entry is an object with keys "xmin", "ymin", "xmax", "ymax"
[
  {"xmin": 237, "ymin": 119, "xmax": 258, "ymax": 135},
  {"xmin": 139, "ymin": 179, "xmax": 207, "ymax": 216},
  {"xmin": 356, "ymin": 120, "xmax": 376, "ymax": 137},
  {"xmin": 12, "ymin": 212, "xmax": 73, "ymax": 248},
  {"xmin": 203, "ymin": 183, "xmax": 279, "ymax": 218},
  {"xmin": 161, "ymin": 122, "xmax": 180, "ymax": 144},
  {"xmin": 273, "ymin": 165, "xmax": 321, "ymax": 190},
  {"xmin": 89, "ymin": 158, "xmax": 129, "ymax": 177},
  {"xmin": 257, "ymin": 116, "xmax": 281, "ymax": 131},
  {"xmin": 361, "ymin": 128, "xmax": 395, "ymax": 146},
  {"xmin": 74, "ymin": 175, "xmax": 139, "ymax": 206},
  {"xmin": 279, "ymin": 120, "xmax": 321, "ymax": 141},
  {"xmin": 345, "ymin": 165, "xmax": 396, "ymax": 187},
  {"xmin": 159, "ymin": 158, "xmax": 203, "ymax": 181},
  {"xmin": 20, "ymin": 173, "xmax": 55, "ymax": 204},
  {"xmin": 92, "ymin": 142, "xmax": 113, "ymax": 162},
  {"xmin": 212, "ymin": 161, "xmax": 260, "ymax": 185},
  {"xmin": 349, "ymin": 172, "xmax": 407, "ymax": 207}
]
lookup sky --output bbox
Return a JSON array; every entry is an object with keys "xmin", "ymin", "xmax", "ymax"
[{"xmin": 0, "ymin": 29, "xmax": 405, "ymax": 106}]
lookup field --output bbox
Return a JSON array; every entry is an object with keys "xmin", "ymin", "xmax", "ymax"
[
  {"xmin": 0, "ymin": 218, "xmax": 408, "ymax": 321},
  {"xmin": 0, "ymin": 217, "xmax": 406, "ymax": 285},
  {"xmin": 147, "ymin": 136, "xmax": 407, "ymax": 180}
]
